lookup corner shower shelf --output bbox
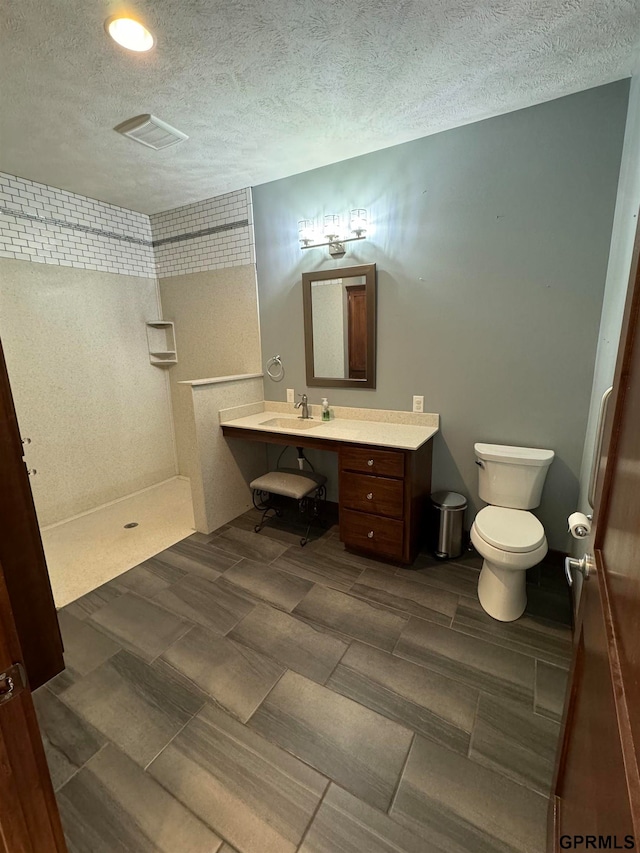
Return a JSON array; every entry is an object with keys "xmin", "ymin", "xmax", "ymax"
[{"xmin": 146, "ymin": 321, "xmax": 177, "ymax": 367}]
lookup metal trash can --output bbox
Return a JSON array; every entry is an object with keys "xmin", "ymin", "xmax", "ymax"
[{"xmin": 431, "ymin": 491, "xmax": 467, "ymax": 559}]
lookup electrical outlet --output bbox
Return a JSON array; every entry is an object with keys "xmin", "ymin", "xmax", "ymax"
[
  {"xmin": 286, "ymin": 388, "xmax": 295, "ymax": 404},
  {"xmin": 413, "ymin": 395, "xmax": 424, "ymax": 413}
]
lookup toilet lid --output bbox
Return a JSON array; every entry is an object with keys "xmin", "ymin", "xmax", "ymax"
[{"xmin": 474, "ymin": 506, "xmax": 545, "ymax": 553}]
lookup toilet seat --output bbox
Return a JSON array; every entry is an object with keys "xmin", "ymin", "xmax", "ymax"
[
  {"xmin": 471, "ymin": 525, "xmax": 548, "ymax": 571},
  {"xmin": 473, "ymin": 506, "xmax": 545, "ymax": 553}
]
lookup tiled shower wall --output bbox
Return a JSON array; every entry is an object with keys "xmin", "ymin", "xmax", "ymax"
[
  {"xmin": 150, "ymin": 188, "xmax": 253, "ymax": 277},
  {"xmin": 0, "ymin": 172, "xmax": 259, "ymax": 525},
  {"xmin": 0, "ymin": 172, "xmax": 155, "ymax": 276},
  {"xmin": 0, "ymin": 173, "xmax": 254, "ymax": 278}
]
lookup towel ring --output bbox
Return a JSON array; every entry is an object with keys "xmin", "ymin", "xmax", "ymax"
[{"xmin": 266, "ymin": 355, "xmax": 284, "ymax": 381}]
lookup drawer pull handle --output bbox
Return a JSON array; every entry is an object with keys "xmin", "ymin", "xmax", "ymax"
[
  {"xmin": 367, "ymin": 530, "xmax": 374, "ymax": 539},
  {"xmin": 366, "ymin": 492, "xmax": 373, "ymax": 500},
  {"xmin": 367, "ymin": 459, "xmax": 374, "ymax": 467}
]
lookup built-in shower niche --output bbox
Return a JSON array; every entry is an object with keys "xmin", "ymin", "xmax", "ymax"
[{"xmin": 146, "ymin": 320, "xmax": 177, "ymax": 366}]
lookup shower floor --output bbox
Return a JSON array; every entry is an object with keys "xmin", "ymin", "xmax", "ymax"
[{"xmin": 41, "ymin": 477, "xmax": 195, "ymax": 608}]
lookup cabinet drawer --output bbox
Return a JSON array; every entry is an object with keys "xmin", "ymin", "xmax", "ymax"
[
  {"xmin": 340, "ymin": 508, "xmax": 404, "ymax": 560},
  {"xmin": 341, "ymin": 472, "xmax": 404, "ymax": 519},
  {"xmin": 340, "ymin": 446, "xmax": 405, "ymax": 478}
]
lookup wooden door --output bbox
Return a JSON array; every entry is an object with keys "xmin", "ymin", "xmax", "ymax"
[
  {"xmin": 551, "ymin": 226, "xmax": 640, "ymax": 846},
  {"xmin": 347, "ymin": 285, "xmax": 367, "ymax": 380},
  {"xmin": 0, "ymin": 562, "xmax": 68, "ymax": 852},
  {"xmin": 0, "ymin": 338, "xmax": 63, "ymax": 690}
]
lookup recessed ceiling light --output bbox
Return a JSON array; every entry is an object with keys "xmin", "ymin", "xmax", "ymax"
[{"xmin": 105, "ymin": 16, "xmax": 154, "ymax": 52}]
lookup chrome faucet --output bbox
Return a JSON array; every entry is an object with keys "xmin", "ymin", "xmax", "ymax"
[{"xmin": 294, "ymin": 393, "xmax": 311, "ymax": 419}]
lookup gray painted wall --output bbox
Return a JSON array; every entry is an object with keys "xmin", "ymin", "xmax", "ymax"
[
  {"xmin": 577, "ymin": 77, "xmax": 640, "ymax": 520},
  {"xmin": 253, "ymin": 82, "xmax": 629, "ymax": 551}
]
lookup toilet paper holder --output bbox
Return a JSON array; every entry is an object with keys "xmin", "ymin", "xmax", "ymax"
[
  {"xmin": 568, "ymin": 511, "xmax": 592, "ymax": 539},
  {"xmin": 571, "ymin": 522, "xmax": 590, "ymax": 538}
]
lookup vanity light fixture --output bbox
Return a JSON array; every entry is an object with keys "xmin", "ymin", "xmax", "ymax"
[
  {"xmin": 105, "ymin": 16, "xmax": 155, "ymax": 52},
  {"xmin": 323, "ymin": 214, "xmax": 341, "ymax": 240},
  {"xmin": 298, "ymin": 209, "xmax": 368, "ymax": 257},
  {"xmin": 298, "ymin": 220, "xmax": 315, "ymax": 246}
]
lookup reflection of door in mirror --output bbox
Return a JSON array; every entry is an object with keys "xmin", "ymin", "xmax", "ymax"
[{"xmin": 347, "ymin": 285, "xmax": 366, "ymax": 379}]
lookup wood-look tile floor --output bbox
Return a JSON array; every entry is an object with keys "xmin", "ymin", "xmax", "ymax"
[{"xmin": 36, "ymin": 510, "xmax": 572, "ymax": 853}]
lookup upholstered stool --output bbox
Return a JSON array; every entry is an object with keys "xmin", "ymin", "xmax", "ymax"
[{"xmin": 250, "ymin": 467, "xmax": 327, "ymax": 546}]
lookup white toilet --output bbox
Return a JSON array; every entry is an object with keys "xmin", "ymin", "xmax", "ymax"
[{"xmin": 470, "ymin": 443, "xmax": 554, "ymax": 622}]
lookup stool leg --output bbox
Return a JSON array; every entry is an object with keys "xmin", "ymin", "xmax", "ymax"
[
  {"xmin": 255, "ymin": 505, "xmax": 279, "ymax": 533},
  {"xmin": 299, "ymin": 485, "xmax": 326, "ymax": 546},
  {"xmin": 252, "ymin": 489, "xmax": 281, "ymax": 533},
  {"xmin": 299, "ymin": 497, "xmax": 310, "ymax": 546}
]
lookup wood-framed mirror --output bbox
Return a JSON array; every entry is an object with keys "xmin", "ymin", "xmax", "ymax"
[{"xmin": 302, "ymin": 263, "xmax": 376, "ymax": 388}]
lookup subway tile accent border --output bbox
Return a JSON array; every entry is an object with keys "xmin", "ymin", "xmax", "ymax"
[
  {"xmin": 0, "ymin": 206, "xmax": 153, "ymax": 247},
  {"xmin": 152, "ymin": 220, "xmax": 249, "ymax": 247}
]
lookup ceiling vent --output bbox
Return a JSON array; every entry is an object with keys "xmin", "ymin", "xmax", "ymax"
[{"xmin": 114, "ymin": 114, "xmax": 188, "ymax": 150}]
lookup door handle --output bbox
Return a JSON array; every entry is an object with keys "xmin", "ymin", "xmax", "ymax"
[
  {"xmin": 564, "ymin": 554, "xmax": 591, "ymax": 587},
  {"xmin": 0, "ymin": 663, "xmax": 27, "ymax": 707}
]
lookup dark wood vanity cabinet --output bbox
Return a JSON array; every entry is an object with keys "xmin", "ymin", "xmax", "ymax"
[
  {"xmin": 221, "ymin": 421, "xmax": 435, "ymax": 567},
  {"xmin": 338, "ymin": 440, "xmax": 433, "ymax": 564}
]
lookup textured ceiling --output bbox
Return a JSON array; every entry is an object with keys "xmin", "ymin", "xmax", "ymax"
[{"xmin": 1, "ymin": 0, "xmax": 639, "ymax": 214}]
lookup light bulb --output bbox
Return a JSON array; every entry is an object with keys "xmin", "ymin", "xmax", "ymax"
[
  {"xmin": 298, "ymin": 219, "xmax": 315, "ymax": 246},
  {"xmin": 323, "ymin": 214, "xmax": 341, "ymax": 240},
  {"xmin": 350, "ymin": 209, "xmax": 367, "ymax": 237},
  {"xmin": 106, "ymin": 17, "xmax": 155, "ymax": 52}
]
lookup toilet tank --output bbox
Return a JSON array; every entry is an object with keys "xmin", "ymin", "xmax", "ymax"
[{"xmin": 474, "ymin": 443, "xmax": 554, "ymax": 509}]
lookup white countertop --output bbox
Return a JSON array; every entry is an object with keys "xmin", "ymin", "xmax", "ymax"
[{"xmin": 220, "ymin": 409, "xmax": 439, "ymax": 450}]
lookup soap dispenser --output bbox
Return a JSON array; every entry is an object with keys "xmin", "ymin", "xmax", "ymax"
[{"xmin": 321, "ymin": 397, "xmax": 330, "ymax": 421}]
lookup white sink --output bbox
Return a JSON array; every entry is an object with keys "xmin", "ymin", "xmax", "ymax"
[{"xmin": 260, "ymin": 417, "xmax": 321, "ymax": 431}]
